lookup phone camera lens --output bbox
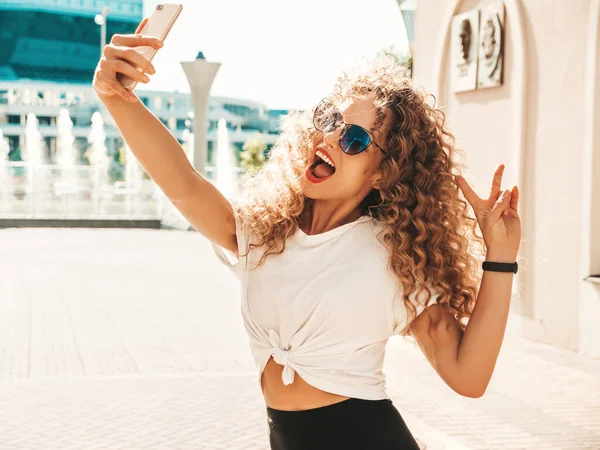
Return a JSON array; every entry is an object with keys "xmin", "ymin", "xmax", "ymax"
[{"xmin": 156, "ymin": 4, "xmax": 163, "ymax": 10}]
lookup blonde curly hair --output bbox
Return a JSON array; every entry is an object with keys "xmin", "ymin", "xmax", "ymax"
[{"xmin": 234, "ymin": 56, "xmax": 485, "ymax": 338}]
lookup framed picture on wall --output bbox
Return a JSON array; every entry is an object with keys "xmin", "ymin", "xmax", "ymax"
[
  {"xmin": 477, "ymin": 2, "xmax": 505, "ymax": 89},
  {"xmin": 450, "ymin": 9, "xmax": 480, "ymax": 93}
]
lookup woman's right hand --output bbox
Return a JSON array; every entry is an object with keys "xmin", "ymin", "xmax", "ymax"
[{"xmin": 93, "ymin": 27, "xmax": 163, "ymax": 103}]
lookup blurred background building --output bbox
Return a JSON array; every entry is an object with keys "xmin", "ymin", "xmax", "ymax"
[
  {"xmin": 411, "ymin": 0, "xmax": 600, "ymax": 359},
  {"xmin": 0, "ymin": 0, "xmax": 287, "ymax": 168}
]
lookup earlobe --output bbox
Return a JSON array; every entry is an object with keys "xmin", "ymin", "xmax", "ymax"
[{"xmin": 371, "ymin": 172, "xmax": 383, "ymax": 190}]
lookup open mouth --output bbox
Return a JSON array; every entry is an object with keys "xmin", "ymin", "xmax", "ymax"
[{"xmin": 306, "ymin": 148, "xmax": 336, "ymax": 183}]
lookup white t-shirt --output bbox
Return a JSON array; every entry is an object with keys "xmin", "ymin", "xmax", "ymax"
[{"xmin": 211, "ymin": 205, "xmax": 440, "ymax": 400}]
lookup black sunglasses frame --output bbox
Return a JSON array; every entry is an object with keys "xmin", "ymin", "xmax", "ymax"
[{"xmin": 313, "ymin": 98, "xmax": 387, "ymax": 155}]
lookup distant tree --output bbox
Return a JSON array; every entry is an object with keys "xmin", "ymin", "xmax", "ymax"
[
  {"xmin": 376, "ymin": 44, "xmax": 413, "ymax": 78},
  {"xmin": 118, "ymin": 146, "xmax": 126, "ymax": 166},
  {"xmin": 8, "ymin": 147, "xmax": 22, "ymax": 162},
  {"xmin": 240, "ymin": 137, "xmax": 267, "ymax": 174}
]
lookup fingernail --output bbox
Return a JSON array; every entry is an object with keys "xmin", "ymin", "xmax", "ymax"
[{"xmin": 143, "ymin": 75, "xmax": 149, "ymax": 82}]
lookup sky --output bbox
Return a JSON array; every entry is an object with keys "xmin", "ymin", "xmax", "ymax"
[{"xmin": 136, "ymin": 0, "xmax": 409, "ymax": 110}]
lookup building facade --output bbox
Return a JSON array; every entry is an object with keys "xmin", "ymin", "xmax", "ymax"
[
  {"xmin": 0, "ymin": 81, "xmax": 285, "ymax": 166},
  {"xmin": 0, "ymin": 0, "xmax": 288, "ymax": 170},
  {"xmin": 0, "ymin": 0, "xmax": 144, "ymax": 83},
  {"xmin": 411, "ymin": 0, "xmax": 600, "ymax": 358}
]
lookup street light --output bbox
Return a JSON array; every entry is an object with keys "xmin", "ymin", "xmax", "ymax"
[{"xmin": 94, "ymin": 6, "xmax": 110, "ymax": 57}]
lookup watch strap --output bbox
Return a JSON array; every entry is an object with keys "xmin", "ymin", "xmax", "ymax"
[{"xmin": 483, "ymin": 261, "xmax": 518, "ymax": 274}]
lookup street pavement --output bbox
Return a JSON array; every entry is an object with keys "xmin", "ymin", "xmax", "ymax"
[{"xmin": 0, "ymin": 228, "xmax": 598, "ymax": 450}]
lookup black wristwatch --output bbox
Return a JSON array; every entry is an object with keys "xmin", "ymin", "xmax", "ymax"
[{"xmin": 482, "ymin": 261, "xmax": 518, "ymax": 274}]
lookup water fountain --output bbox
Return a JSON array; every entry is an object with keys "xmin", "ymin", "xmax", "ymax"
[
  {"xmin": 23, "ymin": 113, "xmax": 46, "ymax": 216},
  {"xmin": 124, "ymin": 144, "xmax": 144, "ymax": 216},
  {"xmin": 125, "ymin": 145, "xmax": 144, "ymax": 190},
  {"xmin": 56, "ymin": 110, "xmax": 77, "ymax": 176},
  {"xmin": 0, "ymin": 130, "xmax": 11, "ymax": 212},
  {"xmin": 23, "ymin": 113, "xmax": 44, "ymax": 167},
  {"xmin": 56, "ymin": 109, "xmax": 79, "ymax": 215},
  {"xmin": 216, "ymin": 118, "xmax": 237, "ymax": 196},
  {"xmin": 0, "ymin": 109, "xmax": 238, "ymax": 225},
  {"xmin": 87, "ymin": 111, "xmax": 110, "ymax": 217}
]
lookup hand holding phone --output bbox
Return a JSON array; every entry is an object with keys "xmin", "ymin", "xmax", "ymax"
[
  {"xmin": 92, "ymin": 4, "xmax": 183, "ymax": 103},
  {"xmin": 117, "ymin": 4, "xmax": 183, "ymax": 90}
]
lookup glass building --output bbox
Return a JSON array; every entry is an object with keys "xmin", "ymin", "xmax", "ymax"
[
  {"xmin": 0, "ymin": 0, "xmax": 288, "ymax": 167},
  {"xmin": 0, "ymin": 0, "xmax": 144, "ymax": 83}
]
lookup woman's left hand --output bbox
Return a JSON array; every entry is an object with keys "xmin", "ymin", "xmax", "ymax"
[{"xmin": 455, "ymin": 164, "xmax": 521, "ymax": 256}]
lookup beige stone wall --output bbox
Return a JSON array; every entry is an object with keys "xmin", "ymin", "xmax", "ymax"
[{"xmin": 412, "ymin": 0, "xmax": 600, "ymax": 357}]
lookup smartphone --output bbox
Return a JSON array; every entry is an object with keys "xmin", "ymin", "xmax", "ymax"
[{"xmin": 117, "ymin": 3, "xmax": 183, "ymax": 91}]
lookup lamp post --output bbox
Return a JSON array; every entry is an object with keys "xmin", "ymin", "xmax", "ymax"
[
  {"xmin": 94, "ymin": 6, "xmax": 110, "ymax": 58},
  {"xmin": 181, "ymin": 52, "xmax": 221, "ymax": 176}
]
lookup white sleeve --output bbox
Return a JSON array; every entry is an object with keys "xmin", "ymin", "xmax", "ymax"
[
  {"xmin": 392, "ymin": 280, "xmax": 442, "ymax": 334},
  {"xmin": 210, "ymin": 198, "xmax": 249, "ymax": 281}
]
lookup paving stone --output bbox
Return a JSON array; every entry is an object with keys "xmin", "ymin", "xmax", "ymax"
[{"xmin": 0, "ymin": 228, "xmax": 599, "ymax": 449}]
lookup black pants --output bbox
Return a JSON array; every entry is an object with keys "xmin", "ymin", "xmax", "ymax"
[{"xmin": 266, "ymin": 397, "xmax": 421, "ymax": 450}]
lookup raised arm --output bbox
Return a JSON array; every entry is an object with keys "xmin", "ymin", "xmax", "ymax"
[
  {"xmin": 92, "ymin": 32, "xmax": 237, "ymax": 255},
  {"xmin": 409, "ymin": 165, "xmax": 521, "ymax": 398}
]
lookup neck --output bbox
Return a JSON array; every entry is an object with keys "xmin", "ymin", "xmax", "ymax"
[{"xmin": 300, "ymin": 199, "xmax": 364, "ymax": 235}]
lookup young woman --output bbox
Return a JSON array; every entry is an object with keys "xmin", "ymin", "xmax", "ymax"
[{"xmin": 93, "ymin": 31, "xmax": 521, "ymax": 450}]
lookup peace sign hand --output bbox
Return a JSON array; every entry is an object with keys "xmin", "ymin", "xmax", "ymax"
[{"xmin": 455, "ymin": 164, "xmax": 521, "ymax": 259}]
